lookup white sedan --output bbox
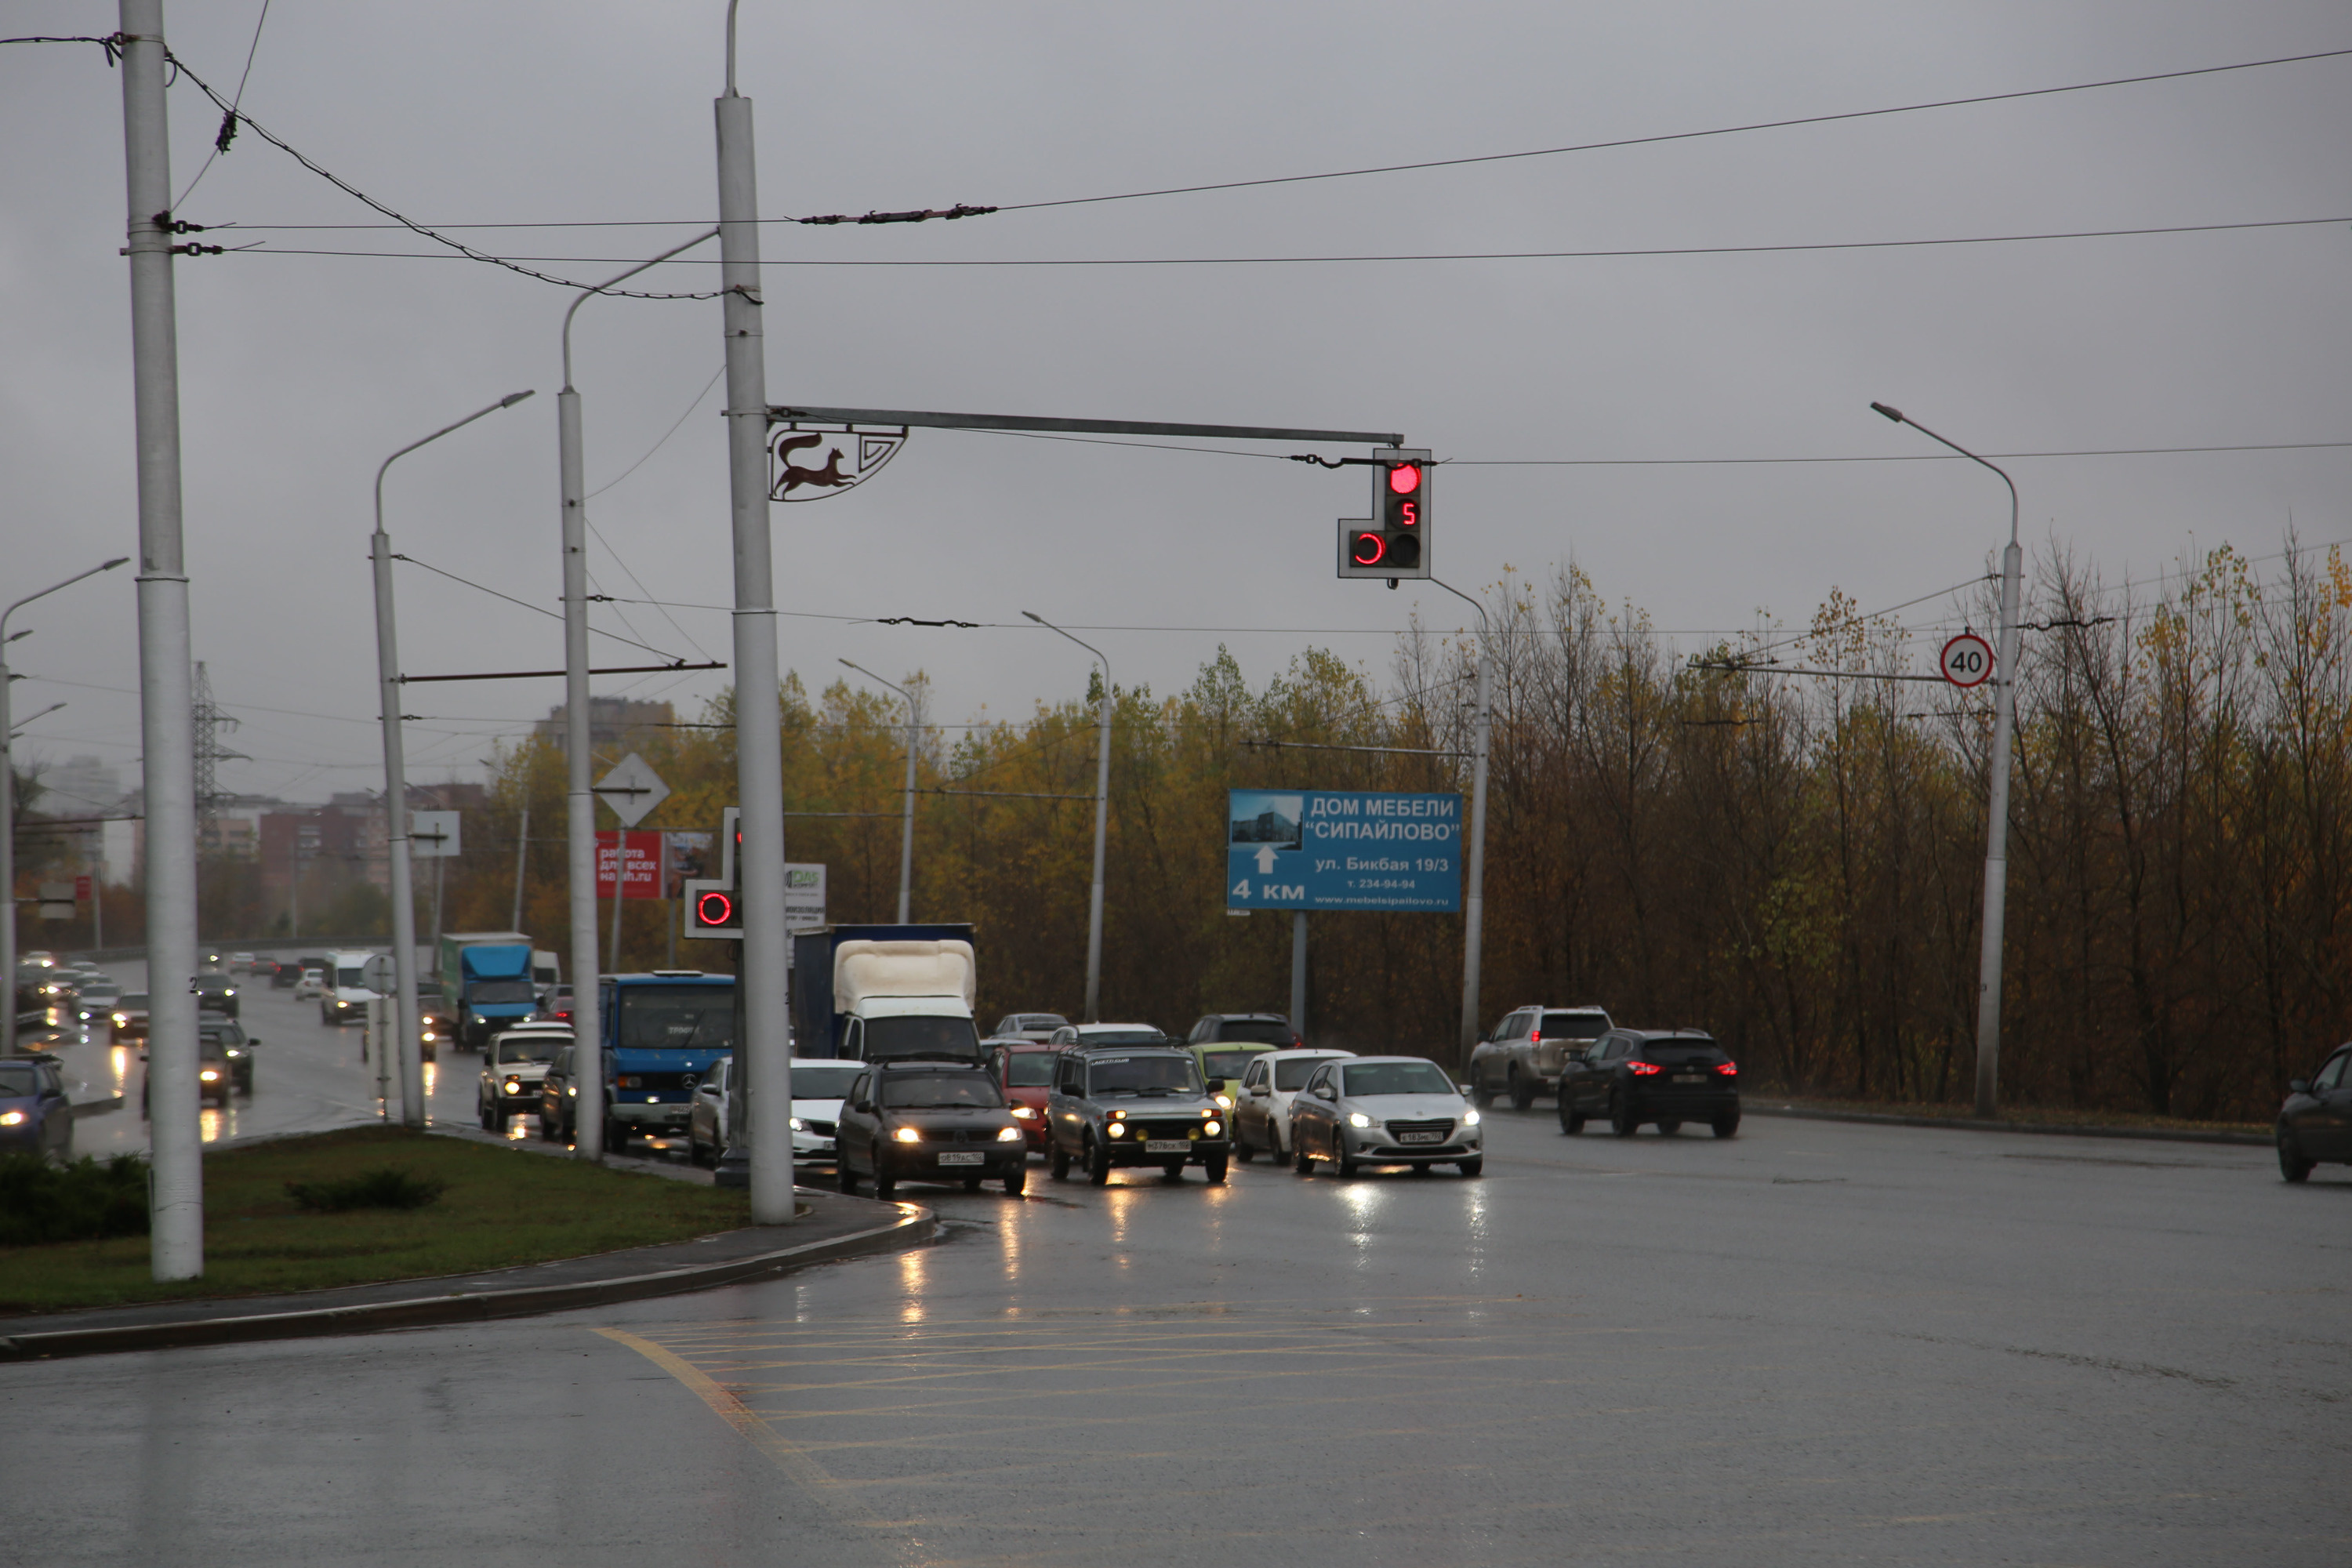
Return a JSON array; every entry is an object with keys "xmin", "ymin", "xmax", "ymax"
[
  {"xmin": 687, "ymin": 1056, "xmax": 865, "ymax": 1167},
  {"xmin": 1287, "ymin": 1055, "xmax": 1483, "ymax": 1177},
  {"xmin": 1229, "ymin": 1047, "xmax": 1352, "ymax": 1163}
]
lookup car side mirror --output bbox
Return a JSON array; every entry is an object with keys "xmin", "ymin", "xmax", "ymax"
[
  {"xmin": 2289, "ymin": 1079, "xmax": 2311, "ymax": 1094},
  {"xmin": 245, "ymin": 1039, "xmax": 261, "ymax": 1048}
]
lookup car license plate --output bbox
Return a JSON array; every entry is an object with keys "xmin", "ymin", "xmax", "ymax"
[
  {"xmin": 1399, "ymin": 1131, "xmax": 1444, "ymax": 1144},
  {"xmin": 937, "ymin": 1151, "xmax": 984, "ymax": 1167},
  {"xmin": 1143, "ymin": 1139, "xmax": 1190, "ymax": 1154},
  {"xmin": 1673, "ymin": 1073, "xmax": 1704, "ymax": 1084}
]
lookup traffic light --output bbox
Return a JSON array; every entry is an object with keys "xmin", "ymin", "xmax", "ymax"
[
  {"xmin": 682, "ymin": 878, "xmax": 740, "ymax": 939},
  {"xmin": 1336, "ymin": 446, "xmax": 1432, "ymax": 582}
]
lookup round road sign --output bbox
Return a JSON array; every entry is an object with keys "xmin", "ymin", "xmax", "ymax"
[
  {"xmin": 1940, "ymin": 633, "xmax": 1994, "ymax": 688},
  {"xmin": 359, "ymin": 953, "xmax": 399, "ymax": 996}
]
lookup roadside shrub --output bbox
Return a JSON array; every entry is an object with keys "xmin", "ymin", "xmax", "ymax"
[
  {"xmin": 285, "ymin": 1167, "xmax": 448, "ymax": 1214},
  {"xmin": 0, "ymin": 1153, "xmax": 152, "ymax": 1246}
]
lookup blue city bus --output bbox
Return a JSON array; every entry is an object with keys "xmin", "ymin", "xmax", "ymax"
[{"xmin": 601, "ymin": 971, "xmax": 733, "ymax": 1150}]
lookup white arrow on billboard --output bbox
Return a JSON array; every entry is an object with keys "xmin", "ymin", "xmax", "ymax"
[
  {"xmin": 594, "ymin": 752, "xmax": 670, "ymax": 827},
  {"xmin": 1254, "ymin": 844, "xmax": 1279, "ymax": 874}
]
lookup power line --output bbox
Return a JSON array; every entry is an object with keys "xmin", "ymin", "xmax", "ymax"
[
  {"xmin": 388, "ymin": 552, "xmax": 686, "ymax": 661},
  {"xmin": 584, "ymin": 365, "xmax": 724, "ymax": 499},
  {"xmin": 154, "ymin": 45, "xmax": 2352, "ymax": 231},
  {"xmin": 995, "ymin": 46, "xmax": 2352, "ymax": 213},
  {"xmin": 170, "ymin": 0, "xmax": 271, "ymax": 209},
  {"xmin": 222, "ymin": 213, "xmax": 2352, "ymax": 269}
]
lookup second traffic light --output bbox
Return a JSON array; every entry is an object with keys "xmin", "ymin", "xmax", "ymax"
[{"xmin": 1336, "ymin": 447, "xmax": 1432, "ymax": 582}]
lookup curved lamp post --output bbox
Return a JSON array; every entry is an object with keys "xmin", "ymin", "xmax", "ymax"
[
  {"xmin": 373, "ymin": 391, "xmax": 534, "ymax": 1128},
  {"xmin": 2, "ymin": 558, "xmax": 129, "ymax": 1020},
  {"xmin": 840, "ymin": 660, "xmax": 920, "ymax": 924},
  {"xmin": 1871, "ymin": 401, "xmax": 2020, "ymax": 1119},
  {"xmin": 1022, "ymin": 611, "xmax": 1112, "ymax": 1022}
]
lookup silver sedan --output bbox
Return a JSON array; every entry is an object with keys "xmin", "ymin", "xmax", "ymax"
[{"xmin": 1287, "ymin": 1055, "xmax": 1483, "ymax": 1177}]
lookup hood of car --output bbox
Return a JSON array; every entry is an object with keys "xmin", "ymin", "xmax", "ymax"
[
  {"xmin": 792, "ymin": 1096, "xmax": 845, "ymax": 1117},
  {"xmin": 1097, "ymin": 1094, "xmax": 1220, "ymax": 1117},
  {"xmin": 493, "ymin": 1062, "xmax": 553, "ymax": 1078},
  {"xmin": 1335, "ymin": 1093, "xmax": 1472, "ymax": 1121}
]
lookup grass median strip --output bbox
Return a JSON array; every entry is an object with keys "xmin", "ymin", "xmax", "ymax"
[{"xmin": 0, "ymin": 1127, "xmax": 750, "ymax": 1315}]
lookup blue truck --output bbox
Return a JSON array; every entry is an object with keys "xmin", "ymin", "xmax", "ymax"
[
  {"xmin": 437, "ymin": 931, "xmax": 539, "ymax": 1049},
  {"xmin": 599, "ymin": 970, "xmax": 735, "ymax": 1150}
]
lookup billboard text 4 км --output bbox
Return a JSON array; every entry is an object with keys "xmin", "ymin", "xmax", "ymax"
[{"xmin": 1227, "ymin": 789, "xmax": 1463, "ymax": 912}]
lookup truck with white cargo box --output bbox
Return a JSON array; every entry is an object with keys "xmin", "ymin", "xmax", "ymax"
[{"xmin": 789, "ymin": 924, "xmax": 982, "ymax": 1064}]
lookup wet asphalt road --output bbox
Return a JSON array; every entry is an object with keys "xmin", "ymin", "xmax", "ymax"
[
  {"xmin": 38, "ymin": 961, "xmax": 697, "ymax": 1163},
  {"xmin": 5, "ymin": 1085, "xmax": 2347, "ymax": 1566}
]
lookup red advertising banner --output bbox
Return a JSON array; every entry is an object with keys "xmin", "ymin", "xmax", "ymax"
[
  {"xmin": 74, "ymin": 873, "xmax": 93, "ymax": 902},
  {"xmin": 595, "ymin": 830, "xmax": 665, "ymax": 900}
]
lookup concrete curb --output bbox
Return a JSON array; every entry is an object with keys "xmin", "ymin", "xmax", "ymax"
[
  {"xmin": 0, "ymin": 1203, "xmax": 933, "ymax": 1364},
  {"xmin": 1746, "ymin": 1103, "xmax": 2269, "ymax": 1148}
]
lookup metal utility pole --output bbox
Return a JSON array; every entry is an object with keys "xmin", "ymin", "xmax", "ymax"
[
  {"xmin": 1290, "ymin": 910, "xmax": 1308, "ymax": 1044},
  {"xmin": 373, "ymin": 391, "xmax": 535, "ymax": 1128},
  {"xmin": 1022, "ymin": 612, "xmax": 1112, "ymax": 1021},
  {"xmin": 117, "ymin": 0, "xmax": 203, "ymax": 1282},
  {"xmin": 840, "ymin": 660, "xmax": 919, "ymax": 923},
  {"xmin": 3, "ymin": 561, "xmax": 129, "ymax": 1033},
  {"xmin": 717, "ymin": 0, "xmax": 794, "ymax": 1224},
  {"xmin": 558, "ymin": 228, "xmax": 713, "ymax": 1163},
  {"xmin": 1871, "ymin": 402, "xmax": 2021, "ymax": 1119},
  {"xmin": 510, "ymin": 803, "xmax": 528, "ymax": 932},
  {"xmin": 1432, "ymin": 579, "xmax": 1493, "ymax": 1069}
]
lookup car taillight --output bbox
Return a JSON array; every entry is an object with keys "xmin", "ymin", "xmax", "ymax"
[
  {"xmin": 1716, "ymin": 1062, "xmax": 1737, "ymax": 1076},
  {"xmin": 1628, "ymin": 1060, "xmax": 1662, "ymax": 1076}
]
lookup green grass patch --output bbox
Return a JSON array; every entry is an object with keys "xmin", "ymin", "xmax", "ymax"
[{"xmin": 0, "ymin": 1127, "xmax": 748, "ymax": 1315}]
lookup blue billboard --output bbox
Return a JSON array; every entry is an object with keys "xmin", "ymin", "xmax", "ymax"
[{"xmin": 1226, "ymin": 789, "xmax": 1463, "ymax": 913}]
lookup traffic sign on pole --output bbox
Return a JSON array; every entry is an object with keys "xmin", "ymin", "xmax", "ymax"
[
  {"xmin": 360, "ymin": 953, "xmax": 398, "ymax": 996},
  {"xmin": 593, "ymin": 753, "xmax": 670, "ymax": 827},
  {"xmin": 1940, "ymin": 632, "xmax": 1994, "ymax": 688}
]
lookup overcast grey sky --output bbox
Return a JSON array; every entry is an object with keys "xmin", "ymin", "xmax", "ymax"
[{"xmin": 5, "ymin": 1, "xmax": 2347, "ymax": 806}]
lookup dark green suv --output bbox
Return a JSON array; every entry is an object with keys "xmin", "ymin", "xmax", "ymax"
[{"xmin": 1045, "ymin": 1043, "xmax": 1230, "ymax": 1186}]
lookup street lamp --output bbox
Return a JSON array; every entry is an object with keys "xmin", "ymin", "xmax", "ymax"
[
  {"xmin": 373, "ymin": 391, "xmax": 534, "ymax": 1128},
  {"xmin": 1871, "ymin": 400, "xmax": 2021, "ymax": 1119},
  {"xmin": 1022, "ymin": 611, "xmax": 1113, "ymax": 1022},
  {"xmin": 557, "ymin": 231, "xmax": 714, "ymax": 1163},
  {"xmin": 1430, "ymin": 579, "xmax": 1494, "ymax": 1073},
  {"xmin": 2, "ymin": 557, "xmax": 129, "ymax": 1033},
  {"xmin": 840, "ymin": 660, "xmax": 920, "ymax": 924}
]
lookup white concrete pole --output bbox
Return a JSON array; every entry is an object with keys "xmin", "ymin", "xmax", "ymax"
[
  {"xmin": 1290, "ymin": 910, "xmax": 1308, "ymax": 1044},
  {"xmin": 717, "ymin": 5, "xmax": 795, "ymax": 1224},
  {"xmin": 118, "ymin": 0, "xmax": 203, "ymax": 1280}
]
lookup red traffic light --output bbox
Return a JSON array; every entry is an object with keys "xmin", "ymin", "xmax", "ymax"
[
  {"xmin": 695, "ymin": 890, "xmax": 735, "ymax": 927},
  {"xmin": 1387, "ymin": 463, "xmax": 1421, "ymax": 495},
  {"xmin": 1350, "ymin": 531, "xmax": 1388, "ymax": 566}
]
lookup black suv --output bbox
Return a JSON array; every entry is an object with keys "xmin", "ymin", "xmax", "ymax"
[
  {"xmin": 1184, "ymin": 1014, "xmax": 1298, "ymax": 1047},
  {"xmin": 1561, "ymin": 1029, "xmax": 1739, "ymax": 1137},
  {"xmin": 1046, "ymin": 1042, "xmax": 1231, "ymax": 1185},
  {"xmin": 836, "ymin": 1059, "xmax": 1027, "ymax": 1198}
]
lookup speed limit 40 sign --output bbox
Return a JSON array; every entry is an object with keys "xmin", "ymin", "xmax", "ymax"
[{"xmin": 1940, "ymin": 633, "xmax": 1994, "ymax": 688}]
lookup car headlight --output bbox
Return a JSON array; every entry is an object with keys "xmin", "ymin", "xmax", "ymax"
[
  {"xmin": 113, "ymin": 1013, "xmax": 128, "ymax": 1024},
  {"xmin": 996, "ymin": 1126, "xmax": 1023, "ymax": 1142},
  {"xmin": 1214, "ymin": 1092, "xmax": 1233, "ymax": 1109},
  {"xmin": 0, "ymin": 1110, "xmax": 25, "ymax": 1126},
  {"xmin": 892, "ymin": 1126, "xmax": 924, "ymax": 1144},
  {"xmin": 1107, "ymin": 1122, "xmax": 1127, "ymax": 1138},
  {"xmin": 789, "ymin": 1116, "xmax": 805, "ymax": 1132},
  {"xmin": 1462, "ymin": 1107, "xmax": 1481, "ymax": 1126},
  {"xmin": 1347, "ymin": 1112, "xmax": 1373, "ymax": 1128},
  {"xmin": 422, "ymin": 1030, "xmax": 436, "ymax": 1042},
  {"xmin": 1011, "ymin": 1105, "xmax": 1036, "ymax": 1119},
  {"xmin": 567, "ymin": 1085, "xmax": 578, "ymax": 1097},
  {"xmin": 200, "ymin": 1070, "xmax": 220, "ymax": 1082},
  {"xmin": 504, "ymin": 1080, "xmax": 522, "ymax": 1094},
  {"xmin": 1203, "ymin": 1120, "xmax": 1222, "ymax": 1136}
]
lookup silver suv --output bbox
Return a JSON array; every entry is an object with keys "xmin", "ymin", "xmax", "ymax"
[{"xmin": 1466, "ymin": 1004, "xmax": 1613, "ymax": 1109}]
